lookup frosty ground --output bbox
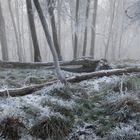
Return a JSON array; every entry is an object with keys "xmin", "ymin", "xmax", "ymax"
[{"xmin": 0, "ymin": 66, "xmax": 140, "ymax": 140}]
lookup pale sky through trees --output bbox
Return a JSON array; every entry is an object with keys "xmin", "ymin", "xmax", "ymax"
[{"xmin": 0, "ymin": 0, "xmax": 140, "ymax": 62}]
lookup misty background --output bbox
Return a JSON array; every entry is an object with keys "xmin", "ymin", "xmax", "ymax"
[{"xmin": 0, "ymin": 0, "xmax": 140, "ymax": 62}]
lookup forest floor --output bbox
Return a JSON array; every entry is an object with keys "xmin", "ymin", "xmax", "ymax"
[{"xmin": 0, "ymin": 60, "xmax": 140, "ymax": 140}]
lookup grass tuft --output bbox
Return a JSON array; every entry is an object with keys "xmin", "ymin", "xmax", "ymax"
[
  {"xmin": 0, "ymin": 116, "xmax": 25, "ymax": 140},
  {"xmin": 30, "ymin": 115, "xmax": 73, "ymax": 140}
]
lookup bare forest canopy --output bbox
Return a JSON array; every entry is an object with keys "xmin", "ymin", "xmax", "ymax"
[{"xmin": 0, "ymin": 0, "xmax": 140, "ymax": 62}]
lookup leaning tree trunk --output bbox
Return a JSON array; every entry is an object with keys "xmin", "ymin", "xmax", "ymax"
[
  {"xmin": 82, "ymin": 0, "xmax": 90, "ymax": 56},
  {"xmin": 73, "ymin": 0, "xmax": 79, "ymax": 59},
  {"xmin": 26, "ymin": 0, "xmax": 41, "ymax": 62},
  {"xmin": 47, "ymin": 0, "xmax": 62, "ymax": 61},
  {"xmin": 0, "ymin": 1, "xmax": 9, "ymax": 61},
  {"xmin": 90, "ymin": 0, "xmax": 98, "ymax": 58},
  {"xmin": 33, "ymin": 0, "xmax": 66, "ymax": 84}
]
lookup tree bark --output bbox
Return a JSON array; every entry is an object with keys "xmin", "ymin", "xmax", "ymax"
[
  {"xmin": 0, "ymin": 1, "xmax": 9, "ymax": 61},
  {"xmin": 33, "ymin": 0, "xmax": 66, "ymax": 84},
  {"xmin": 26, "ymin": 0, "xmax": 41, "ymax": 62}
]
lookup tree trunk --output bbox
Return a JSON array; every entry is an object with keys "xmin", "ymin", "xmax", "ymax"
[
  {"xmin": 0, "ymin": 80, "xmax": 56, "ymax": 97},
  {"xmin": 21, "ymin": 1, "xmax": 26, "ymax": 62},
  {"xmin": 82, "ymin": 0, "xmax": 90, "ymax": 56},
  {"xmin": 33, "ymin": 0, "xmax": 66, "ymax": 84},
  {"xmin": 57, "ymin": 0, "xmax": 62, "ymax": 49},
  {"xmin": 47, "ymin": 0, "xmax": 62, "ymax": 61},
  {"xmin": 0, "ymin": 1, "xmax": 9, "ymax": 61},
  {"xmin": 73, "ymin": 0, "xmax": 79, "ymax": 59},
  {"xmin": 15, "ymin": 0, "xmax": 23, "ymax": 62},
  {"xmin": 67, "ymin": 67, "xmax": 140, "ymax": 82},
  {"xmin": 90, "ymin": 0, "xmax": 98, "ymax": 58},
  {"xmin": 104, "ymin": 0, "xmax": 116, "ymax": 59},
  {"xmin": 118, "ymin": 0, "xmax": 124, "ymax": 59},
  {"xmin": 26, "ymin": 0, "xmax": 41, "ymax": 62},
  {"xmin": 8, "ymin": 0, "xmax": 21, "ymax": 61},
  {"xmin": 0, "ymin": 58, "xmax": 99, "ymax": 69},
  {"xmin": 28, "ymin": 23, "xmax": 34, "ymax": 62}
]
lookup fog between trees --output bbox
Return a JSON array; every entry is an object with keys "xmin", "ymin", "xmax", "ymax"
[{"xmin": 0, "ymin": 0, "xmax": 140, "ymax": 62}]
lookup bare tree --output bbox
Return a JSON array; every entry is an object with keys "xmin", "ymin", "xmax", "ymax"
[
  {"xmin": 47, "ymin": 0, "xmax": 62, "ymax": 61},
  {"xmin": 26, "ymin": 0, "xmax": 41, "ymax": 62},
  {"xmin": 82, "ymin": 0, "xmax": 90, "ymax": 56},
  {"xmin": 104, "ymin": 0, "xmax": 116, "ymax": 59},
  {"xmin": 73, "ymin": 0, "xmax": 79, "ymax": 59},
  {"xmin": 57, "ymin": 0, "xmax": 62, "ymax": 48},
  {"xmin": 0, "ymin": 1, "xmax": 9, "ymax": 61},
  {"xmin": 8, "ymin": 0, "xmax": 22, "ymax": 61},
  {"xmin": 33, "ymin": 0, "xmax": 66, "ymax": 83},
  {"xmin": 15, "ymin": 0, "xmax": 23, "ymax": 61},
  {"xmin": 90, "ymin": 0, "xmax": 98, "ymax": 58}
]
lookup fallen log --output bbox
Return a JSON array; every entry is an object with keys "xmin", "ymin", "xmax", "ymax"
[
  {"xmin": 0, "ymin": 58, "xmax": 103, "ymax": 73},
  {"xmin": 0, "ymin": 67, "xmax": 140, "ymax": 97},
  {"xmin": 0, "ymin": 60, "xmax": 69, "ymax": 69},
  {"xmin": 67, "ymin": 67, "xmax": 140, "ymax": 82},
  {"xmin": 0, "ymin": 80, "xmax": 57, "ymax": 97},
  {"xmin": 0, "ymin": 58, "xmax": 111, "ymax": 73},
  {"xmin": 0, "ymin": 58, "xmax": 99, "ymax": 69}
]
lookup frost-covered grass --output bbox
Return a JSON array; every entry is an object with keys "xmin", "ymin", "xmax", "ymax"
[
  {"xmin": 0, "ymin": 82, "xmax": 75, "ymax": 139},
  {"xmin": 109, "ymin": 124, "xmax": 140, "ymax": 140},
  {"xmin": 0, "ymin": 67, "xmax": 140, "ymax": 139},
  {"xmin": 0, "ymin": 68, "xmax": 64, "ymax": 90}
]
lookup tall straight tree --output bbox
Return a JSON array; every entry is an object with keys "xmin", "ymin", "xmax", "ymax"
[
  {"xmin": 26, "ymin": 0, "xmax": 41, "ymax": 62},
  {"xmin": 90, "ymin": 0, "xmax": 98, "ymax": 58},
  {"xmin": 104, "ymin": 0, "xmax": 116, "ymax": 59},
  {"xmin": 8, "ymin": 0, "xmax": 22, "ymax": 61},
  {"xmin": 33, "ymin": 0, "xmax": 66, "ymax": 84},
  {"xmin": 0, "ymin": 1, "xmax": 8, "ymax": 61},
  {"xmin": 73, "ymin": 0, "xmax": 79, "ymax": 59},
  {"xmin": 47, "ymin": 0, "xmax": 62, "ymax": 61},
  {"xmin": 82, "ymin": 0, "xmax": 90, "ymax": 56},
  {"xmin": 15, "ymin": 0, "xmax": 23, "ymax": 61},
  {"xmin": 57, "ymin": 0, "xmax": 62, "ymax": 48}
]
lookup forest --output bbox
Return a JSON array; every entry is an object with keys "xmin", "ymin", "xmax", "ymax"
[{"xmin": 0, "ymin": 0, "xmax": 140, "ymax": 140}]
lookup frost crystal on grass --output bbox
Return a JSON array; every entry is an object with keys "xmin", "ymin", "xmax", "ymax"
[{"xmin": 109, "ymin": 124, "xmax": 140, "ymax": 140}]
